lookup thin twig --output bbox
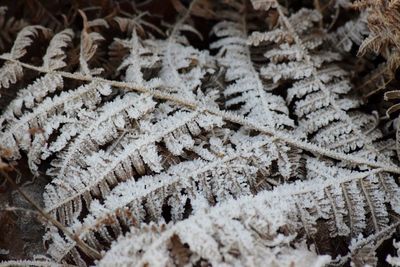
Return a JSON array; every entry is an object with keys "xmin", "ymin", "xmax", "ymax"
[{"xmin": 0, "ymin": 169, "xmax": 102, "ymax": 260}]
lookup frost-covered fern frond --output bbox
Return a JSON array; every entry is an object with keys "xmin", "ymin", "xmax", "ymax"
[
  {"xmin": 249, "ymin": 6, "xmax": 395, "ymax": 163},
  {"xmin": 42, "ymin": 29, "xmax": 74, "ymax": 71},
  {"xmin": 1, "ymin": 1, "xmax": 397, "ymax": 178},
  {"xmin": 0, "ymin": 27, "xmax": 73, "ymax": 97},
  {"xmin": 39, "ymin": 7, "xmax": 222, "ymax": 230},
  {"xmin": 0, "ymin": 79, "xmax": 112, "ymax": 172},
  {"xmin": 0, "ymin": 15, "xmax": 157, "ymax": 169},
  {"xmin": 44, "ymin": 129, "xmax": 305, "ymax": 265},
  {"xmin": 43, "ymin": 93, "xmax": 156, "ymax": 179},
  {"xmin": 43, "ymin": 107, "xmax": 224, "ymax": 225},
  {"xmin": 0, "ymin": 25, "xmax": 51, "ymax": 90},
  {"xmin": 97, "ymin": 158, "xmax": 400, "ymax": 266},
  {"xmin": 100, "ymin": 227, "xmax": 329, "ymax": 267},
  {"xmin": 148, "ymin": 31, "xmax": 213, "ymax": 101},
  {"xmin": 0, "ymin": 18, "xmax": 109, "ymax": 164},
  {"xmin": 327, "ymin": 13, "xmax": 369, "ymax": 53},
  {"xmin": 116, "ymin": 8, "xmax": 214, "ymax": 101},
  {"xmin": 117, "ymin": 30, "xmax": 162, "ymax": 87},
  {"xmin": 78, "ymin": 11, "xmax": 109, "ymax": 77},
  {"xmin": 210, "ymin": 0, "xmax": 294, "ymax": 129}
]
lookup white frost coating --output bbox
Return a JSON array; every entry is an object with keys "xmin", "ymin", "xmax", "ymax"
[
  {"xmin": 98, "ymin": 175, "xmax": 337, "ymax": 267},
  {"xmin": 0, "ymin": 1, "xmax": 399, "ymax": 267}
]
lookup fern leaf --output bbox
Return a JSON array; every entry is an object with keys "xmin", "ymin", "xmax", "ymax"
[
  {"xmin": 44, "ymin": 93, "xmax": 156, "ymax": 179},
  {"xmin": 7, "ymin": 25, "xmax": 51, "ymax": 59},
  {"xmin": 249, "ymin": 7, "xmax": 395, "ymax": 162},
  {"xmin": 43, "ymin": 109, "xmax": 224, "ymax": 225},
  {"xmin": 42, "ymin": 29, "xmax": 74, "ymax": 71},
  {"xmin": 97, "ymin": 160, "xmax": 400, "ymax": 266},
  {"xmin": 78, "ymin": 10, "xmax": 108, "ymax": 76},
  {"xmin": 211, "ymin": 2, "xmax": 293, "ymax": 129},
  {"xmin": 0, "ymin": 81, "xmax": 110, "ymax": 164},
  {"xmin": 327, "ymin": 13, "xmax": 369, "ymax": 53},
  {"xmin": 0, "ymin": 25, "xmax": 51, "ymax": 90},
  {"xmin": 44, "ymin": 132, "xmax": 304, "ymax": 264},
  {"xmin": 117, "ymin": 31, "xmax": 162, "ymax": 87}
]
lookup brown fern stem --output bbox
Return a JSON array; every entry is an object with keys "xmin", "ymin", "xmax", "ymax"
[{"xmin": 1, "ymin": 56, "xmax": 400, "ymax": 175}]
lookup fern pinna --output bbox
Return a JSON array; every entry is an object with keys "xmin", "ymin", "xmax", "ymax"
[{"xmin": 1, "ymin": 0, "xmax": 400, "ymax": 266}]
